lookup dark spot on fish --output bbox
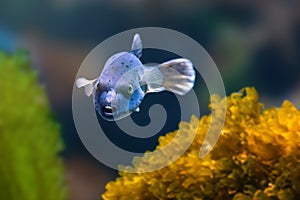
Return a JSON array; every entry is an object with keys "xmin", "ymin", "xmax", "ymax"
[
  {"xmin": 125, "ymin": 65, "xmax": 129, "ymax": 68},
  {"xmin": 130, "ymin": 60, "xmax": 133, "ymax": 63},
  {"xmin": 121, "ymin": 62, "xmax": 124, "ymax": 65}
]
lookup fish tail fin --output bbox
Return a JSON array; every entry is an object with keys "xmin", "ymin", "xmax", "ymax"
[
  {"xmin": 144, "ymin": 58, "xmax": 195, "ymax": 95},
  {"xmin": 75, "ymin": 77, "xmax": 97, "ymax": 96},
  {"xmin": 160, "ymin": 58, "xmax": 195, "ymax": 95}
]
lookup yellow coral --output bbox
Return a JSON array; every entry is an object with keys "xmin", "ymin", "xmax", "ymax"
[{"xmin": 102, "ymin": 87, "xmax": 300, "ymax": 200}]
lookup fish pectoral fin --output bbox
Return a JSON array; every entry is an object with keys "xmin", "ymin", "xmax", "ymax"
[
  {"xmin": 131, "ymin": 33, "xmax": 142, "ymax": 58},
  {"xmin": 75, "ymin": 77, "xmax": 97, "ymax": 97}
]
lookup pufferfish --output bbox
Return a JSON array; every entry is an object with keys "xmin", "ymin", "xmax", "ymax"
[{"xmin": 76, "ymin": 33, "xmax": 195, "ymax": 121}]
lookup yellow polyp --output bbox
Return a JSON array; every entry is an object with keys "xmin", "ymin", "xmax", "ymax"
[{"xmin": 102, "ymin": 87, "xmax": 300, "ymax": 200}]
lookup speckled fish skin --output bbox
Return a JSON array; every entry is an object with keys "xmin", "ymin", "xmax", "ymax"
[
  {"xmin": 76, "ymin": 33, "xmax": 196, "ymax": 121},
  {"xmin": 94, "ymin": 52, "xmax": 145, "ymax": 121}
]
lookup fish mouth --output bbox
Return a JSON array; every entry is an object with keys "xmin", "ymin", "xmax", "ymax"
[{"xmin": 102, "ymin": 105, "xmax": 117, "ymax": 116}]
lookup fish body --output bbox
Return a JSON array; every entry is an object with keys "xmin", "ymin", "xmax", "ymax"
[{"xmin": 76, "ymin": 34, "xmax": 195, "ymax": 121}]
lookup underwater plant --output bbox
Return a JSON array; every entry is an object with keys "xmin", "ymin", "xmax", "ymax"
[
  {"xmin": 0, "ymin": 51, "xmax": 67, "ymax": 200},
  {"xmin": 102, "ymin": 87, "xmax": 300, "ymax": 200}
]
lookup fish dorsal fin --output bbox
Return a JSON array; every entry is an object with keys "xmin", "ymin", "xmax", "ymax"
[
  {"xmin": 131, "ymin": 33, "xmax": 142, "ymax": 58},
  {"xmin": 76, "ymin": 77, "xmax": 97, "ymax": 96}
]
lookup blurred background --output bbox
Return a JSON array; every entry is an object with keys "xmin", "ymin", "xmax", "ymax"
[{"xmin": 1, "ymin": 0, "xmax": 300, "ymax": 199}]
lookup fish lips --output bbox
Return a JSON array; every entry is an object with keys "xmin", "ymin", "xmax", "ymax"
[
  {"xmin": 102, "ymin": 104, "xmax": 117, "ymax": 116},
  {"xmin": 97, "ymin": 91, "xmax": 117, "ymax": 120},
  {"xmin": 99, "ymin": 104, "xmax": 131, "ymax": 121},
  {"xmin": 98, "ymin": 101, "xmax": 118, "ymax": 120},
  {"xmin": 97, "ymin": 92, "xmax": 131, "ymax": 121}
]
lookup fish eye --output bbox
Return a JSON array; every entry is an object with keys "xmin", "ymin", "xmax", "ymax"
[
  {"xmin": 127, "ymin": 84, "xmax": 133, "ymax": 95},
  {"xmin": 96, "ymin": 83, "xmax": 101, "ymax": 91},
  {"xmin": 96, "ymin": 82, "xmax": 106, "ymax": 93}
]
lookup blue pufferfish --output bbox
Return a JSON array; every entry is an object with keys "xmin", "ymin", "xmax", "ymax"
[{"xmin": 76, "ymin": 33, "xmax": 195, "ymax": 121}]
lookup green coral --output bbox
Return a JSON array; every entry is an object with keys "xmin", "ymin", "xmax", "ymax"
[
  {"xmin": 0, "ymin": 51, "xmax": 67, "ymax": 200},
  {"xmin": 102, "ymin": 88, "xmax": 300, "ymax": 200}
]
